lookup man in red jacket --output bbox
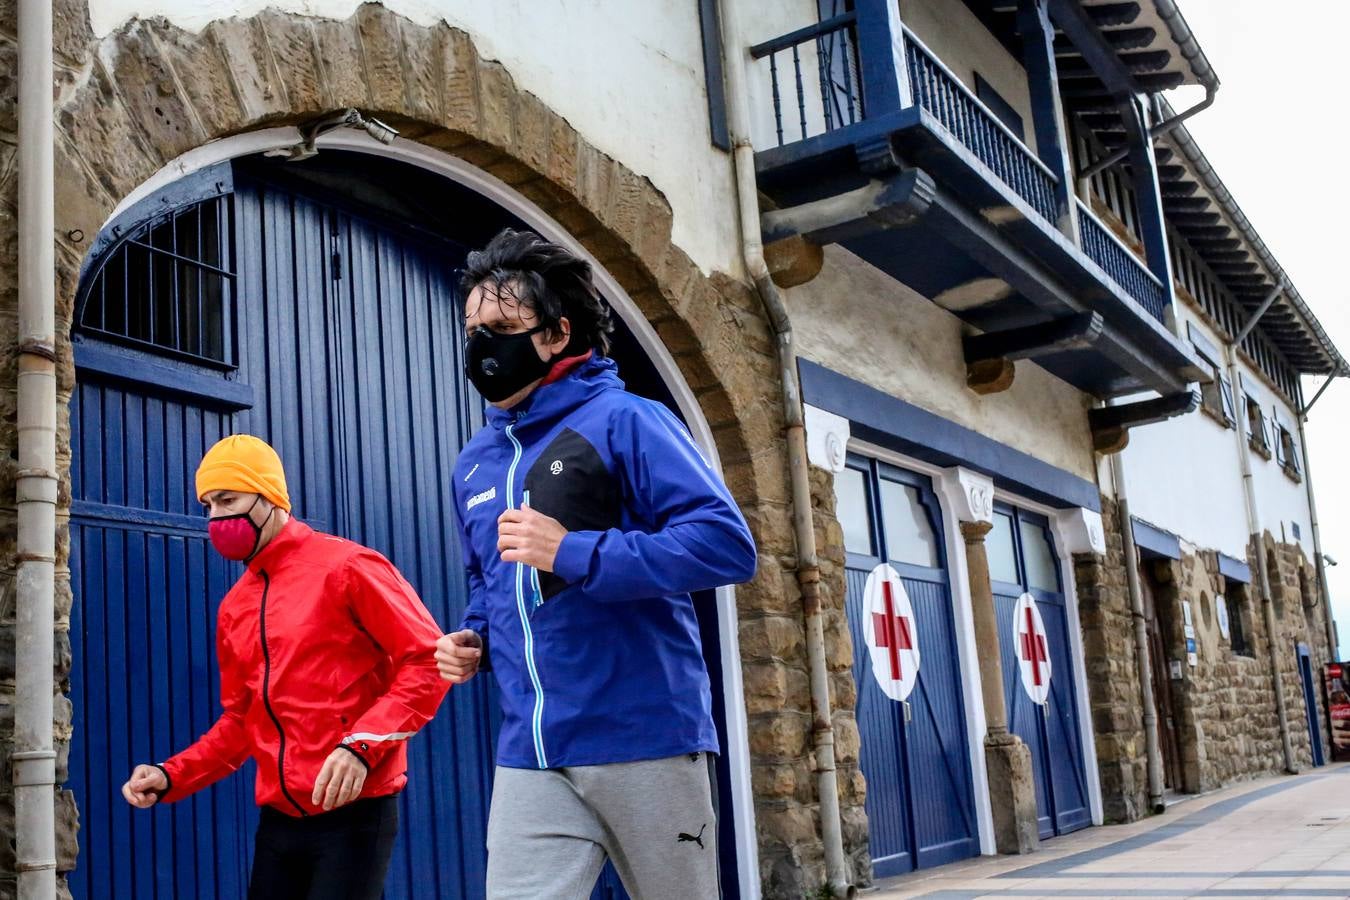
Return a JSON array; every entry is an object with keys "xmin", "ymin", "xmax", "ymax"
[{"xmin": 120, "ymin": 434, "xmax": 449, "ymax": 900}]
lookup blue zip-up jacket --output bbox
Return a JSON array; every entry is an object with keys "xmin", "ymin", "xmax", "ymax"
[{"xmin": 453, "ymin": 355, "xmax": 757, "ymax": 769}]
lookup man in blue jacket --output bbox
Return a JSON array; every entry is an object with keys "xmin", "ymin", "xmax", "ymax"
[{"xmin": 435, "ymin": 228, "xmax": 756, "ymax": 899}]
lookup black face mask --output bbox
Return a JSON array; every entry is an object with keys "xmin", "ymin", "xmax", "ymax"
[{"xmin": 465, "ymin": 326, "xmax": 555, "ymax": 403}]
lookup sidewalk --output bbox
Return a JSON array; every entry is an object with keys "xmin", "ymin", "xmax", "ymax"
[{"xmin": 870, "ymin": 764, "xmax": 1350, "ymax": 899}]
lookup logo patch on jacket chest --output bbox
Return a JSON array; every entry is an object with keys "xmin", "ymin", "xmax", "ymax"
[
  {"xmin": 466, "ymin": 485, "xmax": 497, "ymax": 511},
  {"xmin": 523, "ymin": 428, "xmax": 621, "ymax": 599}
]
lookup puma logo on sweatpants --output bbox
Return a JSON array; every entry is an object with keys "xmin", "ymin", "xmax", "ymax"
[{"xmin": 677, "ymin": 823, "xmax": 707, "ymax": 849}]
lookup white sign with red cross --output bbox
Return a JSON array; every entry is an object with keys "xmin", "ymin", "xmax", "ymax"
[
  {"xmin": 862, "ymin": 564, "xmax": 921, "ymax": 702},
  {"xmin": 1012, "ymin": 592, "xmax": 1052, "ymax": 705}
]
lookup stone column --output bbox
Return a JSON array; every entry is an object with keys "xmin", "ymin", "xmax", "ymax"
[
  {"xmin": 964, "ymin": 519, "xmax": 1041, "ymax": 854},
  {"xmin": 940, "ymin": 467, "xmax": 1039, "ymax": 855}
]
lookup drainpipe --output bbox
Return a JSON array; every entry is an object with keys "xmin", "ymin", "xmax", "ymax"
[
  {"xmin": 1079, "ymin": 85, "xmax": 1216, "ymax": 183},
  {"xmin": 14, "ymin": 0, "xmax": 59, "ymax": 891},
  {"xmin": 1226, "ymin": 284, "xmax": 1297, "ymax": 774},
  {"xmin": 1296, "ymin": 381, "xmax": 1340, "ymax": 659},
  {"xmin": 1107, "ymin": 450, "xmax": 1166, "ymax": 813},
  {"xmin": 719, "ymin": 3, "xmax": 854, "ymax": 897}
]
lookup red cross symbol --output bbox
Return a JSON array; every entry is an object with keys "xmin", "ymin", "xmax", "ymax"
[
  {"xmin": 872, "ymin": 579, "xmax": 914, "ymax": 681},
  {"xmin": 1020, "ymin": 605, "xmax": 1048, "ymax": 686}
]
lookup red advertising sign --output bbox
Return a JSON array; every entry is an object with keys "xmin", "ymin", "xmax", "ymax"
[{"xmin": 1325, "ymin": 663, "xmax": 1350, "ymax": 762}]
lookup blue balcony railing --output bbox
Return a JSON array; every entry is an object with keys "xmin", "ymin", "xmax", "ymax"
[
  {"xmin": 902, "ymin": 28, "xmax": 1059, "ymax": 225},
  {"xmin": 750, "ymin": 12, "xmax": 862, "ymax": 146},
  {"xmin": 751, "ymin": 15, "xmax": 1172, "ymax": 327},
  {"xmin": 1077, "ymin": 199, "xmax": 1167, "ymax": 322}
]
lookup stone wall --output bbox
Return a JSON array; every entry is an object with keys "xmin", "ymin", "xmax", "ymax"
[
  {"xmin": 736, "ymin": 462, "xmax": 870, "ymax": 896},
  {"xmin": 1144, "ymin": 550, "xmax": 1282, "ymax": 791},
  {"xmin": 1264, "ymin": 534, "xmax": 1331, "ymax": 771},
  {"xmin": 1142, "ymin": 534, "xmax": 1330, "ymax": 793},
  {"xmin": 1071, "ymin": 496, "xmax": 1150, "ymax": 823},
  {"xmin": 1080, "ymin": 493, "xmax": 1333, "ymax": 825},
  {"xmin": 0, "ymin": 3, "xmax": 864, "ymax": 897}
]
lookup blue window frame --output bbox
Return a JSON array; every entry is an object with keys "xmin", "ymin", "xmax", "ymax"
[
  {"xmin": 76, "ymin": 192, "xmax": 237, "ymax": 369},
  {"xmin": 836, "ymin": 455, "xmax": 947, "ymax": 574}
]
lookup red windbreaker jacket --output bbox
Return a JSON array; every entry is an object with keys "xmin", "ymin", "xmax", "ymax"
[{"xmin": 158, "ymin": 519, "xmax": 449, "ymax": 817}]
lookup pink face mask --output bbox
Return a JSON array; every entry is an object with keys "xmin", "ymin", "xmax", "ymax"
[{"xmin": 207, "ymin": 496, "xmax": 272, "ymax": 561}]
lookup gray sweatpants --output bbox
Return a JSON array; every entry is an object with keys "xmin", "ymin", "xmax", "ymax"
[{"xmin": 485, "ymin": 753, "xmax": 720, "ymax": 900}]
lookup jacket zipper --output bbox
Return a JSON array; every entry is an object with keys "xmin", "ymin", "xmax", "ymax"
[
  {"xmin": 506, "ymin": 422, "xmax": 549, "ymax": 768},
  {"xmin": 258, "ymin": 570, "xmax": 308, "ymax": 816}
]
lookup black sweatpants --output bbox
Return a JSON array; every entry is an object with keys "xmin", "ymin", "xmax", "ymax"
[{"xmin": 248, "ymin": 795, "xmax": 400, "ymax": 900}]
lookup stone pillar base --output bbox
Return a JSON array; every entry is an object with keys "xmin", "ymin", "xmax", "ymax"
[{"xmin": 985, "ymin": 733, "xmax": 1040, "ymax": 855}]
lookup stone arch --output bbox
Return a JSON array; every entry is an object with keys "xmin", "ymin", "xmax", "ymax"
[
  {"xmin": 46, "ymin": 4, "xmax": 842, "ymax": 895},
  {"xmin": 53, "ymin": 4, "xmax": 792, "ymax": 514}
]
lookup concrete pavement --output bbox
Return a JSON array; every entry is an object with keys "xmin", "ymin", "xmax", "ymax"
[{"xmin": 870, "ymin": 764, "xmax": 1350, "ymax": 899}]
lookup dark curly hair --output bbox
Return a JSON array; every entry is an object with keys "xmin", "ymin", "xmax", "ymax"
[{"xmin": 460, "ymin": 228, "xmax": 614, "ymax": 356}]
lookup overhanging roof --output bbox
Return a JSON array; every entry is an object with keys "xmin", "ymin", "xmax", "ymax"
[
  {"xmin": 1157, "ymin": 97, "xmax": 1348, "ymax": 377},
  {"xmin": 969, "ymin": 0, "xmax": 1219, "ymax": 107}
]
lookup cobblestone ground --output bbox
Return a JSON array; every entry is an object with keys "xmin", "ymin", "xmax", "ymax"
[{"xmin": 873, "ymin": 764, "xmax": 1350, "ymax": 899}]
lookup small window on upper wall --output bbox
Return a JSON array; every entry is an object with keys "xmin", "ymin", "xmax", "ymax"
[
  {"xmin": 1245, "ymin": 394, "xmax": 1271, "ymax": 459},
  {"xmin": 77, "ymin": 194, "xmax": 236, "ymax": 367},
  {"xmin": 1193, "ymin": 350, "xmax": 1236, "ymax": 429},
  {"xmin": 834, "ymin": 465, "xmax": 875, "ymax": 557},
  {"xmin": 974, "ymin": 73, "xmax": 1026, "ymax": 142},
  {"xmin": 1195, "ymin": 359, "xmax": 1238, "ymax": 427},
  {"xmin": 1186, "ymin": 323, "xmax": 1235, "ymax": 428},
  {"xmin": 988, "ymin": 511, "xmax": 1020, "ymax": 585},
  {"xmin": 1278, "ymin": 424, "xmax": 1302, "ymax": 481}
]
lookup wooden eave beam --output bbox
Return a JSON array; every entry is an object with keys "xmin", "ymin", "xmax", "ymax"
[
  {"xmin": 964, "ymin": 312, "xmax": 1105, "ymax": 364},
  {"xmin": 1089, "ymin": 390, "xmax": 1200, "ymax": 453},
  {"xmin": 1057, "ymin": 49, "xmax": 1171, "ymax": 77},
  {"xmin": 1048, "ymin": 0, "xmax": 1141, "ymax": 96},
  {"xmin": 1163, "ymin": 196, "xmax": 1212, "ymax": 212},
  {"xmin": 1054, "ymin": 26, "xmax": 1156, "ymax": 54},
  {"xmin": 1085, "ymin": 2, "xmax": 1143, "ymax": 27}
]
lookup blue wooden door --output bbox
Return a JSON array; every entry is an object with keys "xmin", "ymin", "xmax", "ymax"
[
  {"xmin": 68, "ymin": 164, "xmax": 496, "ymax": 899},
  {"xmin": 66, "ymin": 154, "xmax": 740, "ymax": 899},
  {"xmin": 988, "ymin": 505, "xmax": 1090, "ymax": 839},
  {"xmin": 1298, "ymin": 645, "xmax": 1326, "ymax": 768},
  {"xmin": 836, "ymin": 458, "xmax": 978, "ymax": 878}
]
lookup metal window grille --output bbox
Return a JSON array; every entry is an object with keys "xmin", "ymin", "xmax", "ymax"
[{"xmin": 77, "ymin": 195, "xmax": 236, "ymax": 367}]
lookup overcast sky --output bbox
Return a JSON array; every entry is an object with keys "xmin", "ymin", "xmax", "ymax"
[{"xmin": 1165, "ymin": 0, "xmax": 1350, "ymax": 656}]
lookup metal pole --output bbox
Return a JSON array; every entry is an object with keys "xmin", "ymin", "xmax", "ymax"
[
  {"xmin": 720, "ymin": 2, "xmax": 854, "ymax": 895},
  {"xmin": 1234, "ymin": 284, "xmax": 1284, "ymax": 346},
  {"xmin": 14, "ymin": 0, "xmax": 59, "ymax": 890},
  {"xmin": 1080, "ymin": 85, "xmax": 1216, "ymax": 182},
  {"xmin": 1300, "ymin": 371, "xmax": 1339, "ymax": 418},
  {"xmin": 1297, "ymin": 400, "xmax": 1339, "ymax": 659}
]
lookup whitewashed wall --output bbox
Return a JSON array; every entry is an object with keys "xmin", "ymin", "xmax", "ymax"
[
  {"xmin": 87, "ymin": 0, "xmax": 744, "ymax": 278},
  {"xmin": 1120, "ymin": 305, "xmax": 1313, "ymax": 558}
]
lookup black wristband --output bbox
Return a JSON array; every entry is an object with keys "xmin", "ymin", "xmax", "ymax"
[
  {"xmin": 150, "ymin": 763, "xmax": 172, "ymax": 798},
  {"xmin": 336, "ymin": 744, "xmax": 371, "ymax": 770}
]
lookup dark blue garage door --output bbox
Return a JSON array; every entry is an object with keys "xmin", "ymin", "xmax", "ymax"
[
  {"xmin": 834, "ymin": 456, "xmax": 977, "ymax": 878},
  {"xmin": 988, "ymin": 503, "xmax": 1090, "ymax": 838},
  {"xmin": 66, "ymin": 153, "xmax": 740, "ymax": 899}
]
